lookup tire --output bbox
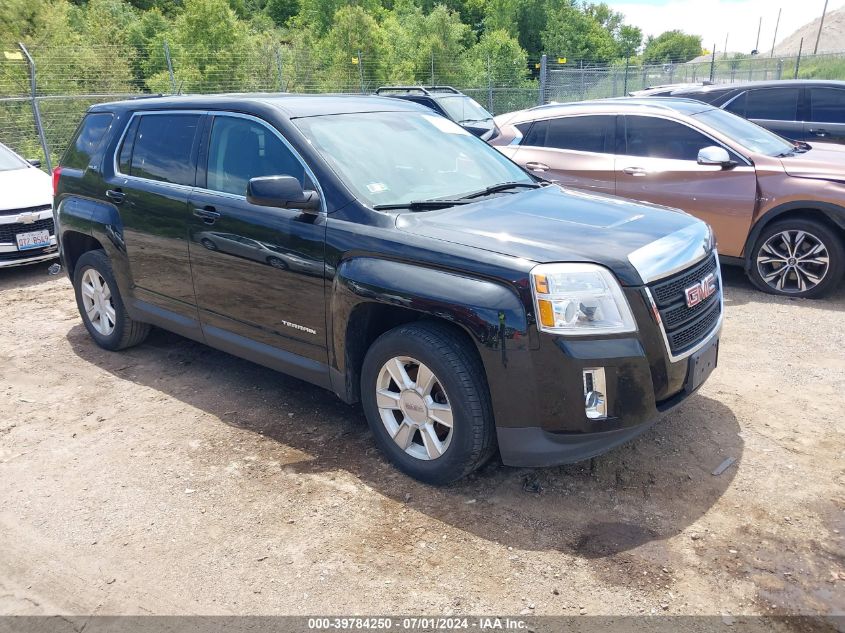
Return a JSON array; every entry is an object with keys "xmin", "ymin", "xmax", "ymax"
[
  {"xmin": 748, "ymin": 218, "xmax": 844, "ymax": 299},
  {"xmin": 360, "ymin": 321, "xmax": 496, "ymax": 485},
  {"xmin": 73, "ymin": 249, "xmax": 150, "ymax": 351}
]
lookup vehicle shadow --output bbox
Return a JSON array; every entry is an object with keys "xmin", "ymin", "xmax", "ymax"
[
  {"xmin": 66, "ymin": 324, "xmax": 742, "ymax": 559},
  {"xmin": 0, "ymin": 260, "xmax": 60, "ymax": 292},
  {"xmin": 720, "ymin": 264, "xmax": 845, "ymax": 310}
]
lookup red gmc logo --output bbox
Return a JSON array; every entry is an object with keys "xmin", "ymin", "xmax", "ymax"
[{"xmin": 685, "ymin": 272, "xmax": 718, "ymax": 308}]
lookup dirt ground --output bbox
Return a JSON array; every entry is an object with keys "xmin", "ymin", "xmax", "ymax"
[{"xmin": 0, "ymin": 261, "xmax": 843, "ymax": 620}]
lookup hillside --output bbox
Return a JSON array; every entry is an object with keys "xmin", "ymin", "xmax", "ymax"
[{"xmin": 774, "ymin": 6, "xmax": 845, "ymax": 55}]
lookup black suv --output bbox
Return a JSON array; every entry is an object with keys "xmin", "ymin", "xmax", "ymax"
[
  {"xmin": 650, "ymin": 80, "xmax": 845, "ymax": 144},
  {"xmin": 54, "ymin": 94, "xmax": 722, "ymax": 484},
  {"xmin": 374, "ymin": 86, "xmax": 498, "ymax": 139}
]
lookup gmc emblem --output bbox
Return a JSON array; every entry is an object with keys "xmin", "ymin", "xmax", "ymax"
[{"xmin": 685, "ymin": 272, "xmax": 717, "ymax": 308}]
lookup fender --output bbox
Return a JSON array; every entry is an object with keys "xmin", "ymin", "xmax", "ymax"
[
  {"xmin": 330, "ymin": 256, "xmax": 538, "ymax": 427},
  {"xmin": 57, "ymin": 194, "xmax": 133, "ymax": 297},
  {"xmin": 743, "ymin": 200, "xmax": 845, "ymax": 269}
]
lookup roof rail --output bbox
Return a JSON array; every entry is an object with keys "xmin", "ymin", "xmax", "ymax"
[{"xmin": 375, "ymin": 85, "xmax": 462, "ymax": 96}]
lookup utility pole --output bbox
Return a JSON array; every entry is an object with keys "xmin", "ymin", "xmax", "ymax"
[
  {"xmin": 814, "ymin": 0, "xmax": 829, "ymax": 54},
  {"xmin": 754, "ymin": 17, "xmax": 762, "ymax": 54},
  {"xmin": 710, "ymin": 43, "xmax": 716, "ymax": 81},
  {"xmin": 771, "ymin": 8, "xmax": 782, "ymax": 57},
  {"xmin": 724, "ymin": 33, "xmax": 729, "ymax": 60}
]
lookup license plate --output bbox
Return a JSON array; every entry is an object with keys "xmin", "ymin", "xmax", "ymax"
[
  {"xmin": 16, "ymin": 229, "xmax": 50, "ymax": 251},
  {"xmin": 686, "ymin": 338, "xmax": 719, "ymax": 393}
]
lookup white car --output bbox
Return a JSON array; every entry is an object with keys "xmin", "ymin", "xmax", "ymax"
[{"xmin": 0, "ymin": 142, "xmax": 56, "ymax": 268}]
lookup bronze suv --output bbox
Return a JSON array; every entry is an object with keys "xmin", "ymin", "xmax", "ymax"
[{"xmin": 491, "ymin": 98, "xmax": 845, "ymax": 298}]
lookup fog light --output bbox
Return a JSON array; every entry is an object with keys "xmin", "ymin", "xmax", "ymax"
[{"xmin": 583, "ymin": 368, "xmax": 607, "ymax": 420}]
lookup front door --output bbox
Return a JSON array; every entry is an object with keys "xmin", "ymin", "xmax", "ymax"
[
  {"xmin": 105, "ymin": 111, "xmax": 203, "ymax": 321},
  {"xmin": 615, "ymin": 115, "xmax": 757, "ymax": 258},
  {"xmin": 513, "ymin": 114, "xmax": 616, "ymax": 195},
  {"xmin": 187, "ymin": 113, "xmax": 327, "ymax": 365},
  {"xmin": 805, "ymin": 87, "xmax": 845, "ymax": 145}
]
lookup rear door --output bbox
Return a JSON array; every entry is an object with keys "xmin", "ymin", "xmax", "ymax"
[
  {"xmin": 725, "ymin": 86, "xmax": 804, "ymax": 141},
  {"xmin": 187, "ymin": 113, "xmax": 327, "ymax": 366},
  {"xmin": 105, "ymin": 111, "xmax": 203, "ymax": 322},
  {"xmin": 615, "ymin": 114, "xmax": 756, "ymax": 257},
  {"xmin": 513, "ymin": 114, "xmax": 616, "ymax": 195},
  {"xmin": 805, "ymin": 87, "xmax": 845, "ymax": 144}
]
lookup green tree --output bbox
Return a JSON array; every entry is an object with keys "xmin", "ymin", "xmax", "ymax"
[
  {"xmin": 616, "ymin": 24, "xmax": 642, "ymax": 58},
  {"xmin": 642, "ymin": 30, "xmax": 702, "ymax": 64},
  {"xmin": 265, "ymin": 0, "xmax": 299, "ymax": 26},
  {"xmin": 542, "ymin": 1, "xmax": 617, "ymax": 61}
]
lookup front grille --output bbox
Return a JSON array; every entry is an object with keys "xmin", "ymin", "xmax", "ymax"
[
  {"xmin": 0, "ymin": 217, "xmax": 55, "ymax": 243},
  {"xmin": 0, "ymin": 204, "xmax": 52, "ymax": 217},
  {"xmin": 648, "ymin": 252, "xmax": 721, "ymax": 356}
]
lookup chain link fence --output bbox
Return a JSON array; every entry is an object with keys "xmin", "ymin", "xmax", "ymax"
[{"xmin": 3, "ymin": 41, "xmax": 845, "ymax": 172}]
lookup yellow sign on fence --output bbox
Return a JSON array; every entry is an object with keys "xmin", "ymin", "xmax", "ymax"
[
  {"xmin": 4, "ymin": 51, "xmax": 24, "ymax": 61},
  {"xmin": 557, "ymin": 57, "xmax": 567, "ymax": 64},
  {"xmin": 352, "ymin": 56, "xmax": 359, "ymax": 65}
]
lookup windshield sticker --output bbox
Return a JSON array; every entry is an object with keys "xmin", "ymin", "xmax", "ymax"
[
  {"xmin": 423, "ymin": 114, "xmax": 470, "ymax": 135},
  {"xmin": 366, "ymin": 182, "xmax": 388, "ymax": 194}
]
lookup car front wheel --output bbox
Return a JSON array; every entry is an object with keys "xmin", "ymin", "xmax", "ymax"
[
  {"xmin": 73, "ymin": 249, "xmax": 150, "ymax": 350},
  {"xmin": 748, "ymin": 218, "xmax": 844, "ymax": 298},
  {"xmin": 360, "ymin": 322, "xmax": 496, "ymax": 485}
]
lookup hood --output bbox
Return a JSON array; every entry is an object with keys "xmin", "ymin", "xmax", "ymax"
[
  {"xmin": 780, "ymin": 142, "xmax": 845, "ymax": 182},
  {"xmin": 395, "ymin": 185, "xmax": 708, "ymax": 286},
  {"xmin": 0, "ymin": 166, "xmax": 52, "ymax": 211}
]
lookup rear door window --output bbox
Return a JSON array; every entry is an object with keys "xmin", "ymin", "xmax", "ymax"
[
  {"xmin": 624, "ymin": 116, "xmax": 714, "ymax": 161},
  {"xmin": 744, "ymin": 88, "xmax": 800, "ymax": 121},
  {"xmin": 127, "ymin": 113, "xmax": 200, "ymax": 186},
  {"xmin": 544, "ymin": 115, "xmax": 614, "ymax": 153},
  {"xmin": 809, "ymin": 88, "xmax": 845, "ymax": 123},
  {"xmin": 62, "ymin": 112, "xmax": 114, "ymax": 169}
]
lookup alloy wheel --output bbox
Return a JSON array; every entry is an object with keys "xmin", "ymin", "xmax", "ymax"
[
  {"xmin": 756, "ymin": 229, "xmax": 830, "ymax": 294},
  {"xmin": 375, "ymin": 356, "xmax": 453, "ymax": 461},
  {"xmin": 80, "ymin": 268, "xmax": 116, "ymax": 336}
]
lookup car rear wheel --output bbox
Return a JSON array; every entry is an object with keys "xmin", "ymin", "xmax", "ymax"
[
  {"xmin": 748, "ymin": 219, "xmax": 844, "ymax": 298},
  {"xmin": 360, "ymin": 322, "xmax": 496, "ymax": 485},
  {"xmin": 73, "ymin": 250, "xmax": 150, "ymax": 350}
]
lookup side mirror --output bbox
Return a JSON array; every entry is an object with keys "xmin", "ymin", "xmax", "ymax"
[
  {"xmin": 697, "ymin": 146, "xmax": 735, "ymax": 169},
  {"xmin": 247, "ymin": 175, "xmax": 320, "ymax": 213},
  {"xmin": 28, "ymin": 159, "xmax": 41, "ymax": 168}
]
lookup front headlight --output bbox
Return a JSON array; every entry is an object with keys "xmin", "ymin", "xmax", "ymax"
[{"xmin": 530, "ymin": 263, "xmax": 637, "ymax": 335}]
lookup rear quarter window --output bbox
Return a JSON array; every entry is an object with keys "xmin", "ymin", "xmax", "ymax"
[{"xmin": 61, "ymin": 112, "xmax": 114, "ymax": 169}]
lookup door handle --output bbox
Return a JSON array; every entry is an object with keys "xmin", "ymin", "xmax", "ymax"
[
  {"xmin": 809, "ymin": 128, "xmax": 828, "ymax": 137},
  {"xmin": 105, "ymin": 189, "xmax": 125, "ymax": 204},
  {"xmin": 525, "ymin": 161, "xmax": 550, "ymax": 171},
  {"xmin": 622, "ymin": 167, "xmax": 647, "ymax": 176},
  {"xmin": 193, "ymin": 206, "xmax": 221, "ymax": 224}
]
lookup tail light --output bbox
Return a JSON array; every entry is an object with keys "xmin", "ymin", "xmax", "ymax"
[{"xmin": 52, "ymin": 166, "xmax": 62, "ymax": 196}]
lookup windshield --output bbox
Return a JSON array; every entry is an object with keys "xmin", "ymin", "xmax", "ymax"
[
  {"xmin": 0, "ymin": 144, "xmax": 28, "ymax": 171},
  {"xmin": 437, "ymin": 96, "xmax": 493, "ymax": 123},
  {"xmin": 693, "ymin": 108, "xmax": 795, "ymax": 156},
  {"xmin": 294, "ymin": 111, "xmax": 532, "ymax": 207}
]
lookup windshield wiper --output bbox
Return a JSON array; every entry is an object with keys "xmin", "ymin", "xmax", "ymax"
[
  {"xmin": 373, "ymin": 199, "xmax": 473, "ymax": 211},
  {"xmin": 455, "ymin": 181, "xmax": 543, "ymax": 200}
]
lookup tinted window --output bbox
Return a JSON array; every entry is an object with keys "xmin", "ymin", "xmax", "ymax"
[
  {"xmin": 117, "ymin": 117, "xmax": 140, "ymax": 174},
  {"xmin": 206, "ymin": 116, "xmax": 305, "ymax": 197},
  {"xmin": 624, "ymin": 116, "xmax": 714, "ymax": 161},
  {"xmin": 544, "ymin": 116, "xmax": 613, "ymax": 153},
  {"xmin": 745, "ymin": 88, "xmax": 799, "ymax": 121},
  {"xmin": 520, "ymin": 119, "xmax": 548, "ymax": 146},
  {"xmin": 724, "ymin": 91, "xmax": 747, "ymax": 117},
  {"xmin": 809, "ymin": 88, "xmax": 845, "ymax": 123},
  {"xmin": 62, "ymin": 112, "xmax": 114, "ymax": 169},
  {"xmin": 129, "ymin": 114, "xmax": 200, "ymax": 186}
]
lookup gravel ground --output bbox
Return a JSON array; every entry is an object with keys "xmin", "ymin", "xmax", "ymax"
[{"xmin": 0, "ymin": 262, "xmax": 843, "ymax": 620}]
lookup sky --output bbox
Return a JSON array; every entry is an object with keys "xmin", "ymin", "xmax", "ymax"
[{"xmin": 607, "ymin": 0, "xmax": 845, "ymax": 55}]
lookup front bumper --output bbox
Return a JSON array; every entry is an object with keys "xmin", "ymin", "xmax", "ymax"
[
  {"xmin": 497, "ymin": 304, "xmax": 721, "ymax": 468},
  {"xmin": 0, "ymin": 206, "xmax": 57, "ymax": 268}
]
